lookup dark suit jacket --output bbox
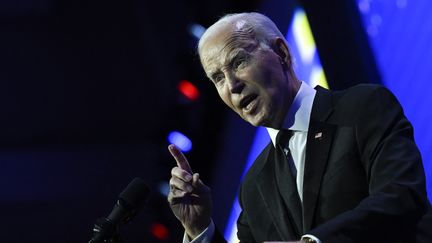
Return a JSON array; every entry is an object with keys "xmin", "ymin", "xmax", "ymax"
[{"xmin": 215, "ymin": 84, "xmax": 430, "ymax": 243}]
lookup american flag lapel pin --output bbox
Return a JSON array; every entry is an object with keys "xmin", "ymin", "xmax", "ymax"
[{"xmin": 314, "ymin": 132, "xmax": 323, "ymax": 139}]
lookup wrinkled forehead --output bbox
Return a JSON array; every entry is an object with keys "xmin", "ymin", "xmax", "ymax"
[{"xmin": 199, "ymin": 22, "xmax": 257, "ymax": 73}]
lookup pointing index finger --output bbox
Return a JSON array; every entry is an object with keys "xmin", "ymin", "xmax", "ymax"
[{"xmin": 168, "ymin": 144, "xmax": 193, "ymax": 174}]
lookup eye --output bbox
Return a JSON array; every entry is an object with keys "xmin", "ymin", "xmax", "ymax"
[
  {"xmin": 233, "ymin": 54, "xmax": 249, "ymax": 70},
  {"xmin": 233, "ymin": 58, "xmax": 244, "ymax": 69},
  {"xmin": 213, "ymin": 73, "xmax": 225, "ymax": 84}
]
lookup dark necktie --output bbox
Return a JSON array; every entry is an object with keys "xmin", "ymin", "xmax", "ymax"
[{"xmin": 274, "ymin": 129, "xmax": 303, "ymax": 236}]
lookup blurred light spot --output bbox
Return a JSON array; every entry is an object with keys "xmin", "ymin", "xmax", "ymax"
[
  {"xmin": 189, "ymin": 23, "xmax": 206, "ymax": 39},
  {"xmin": 168, "ymin": 131, "xmax": 192, "ymax": 152},
  {"xmin": 178, "ymin": 80, "xmax": 200, "ymax": 101},
  {"xmin": 367, "ymin": 24, "xmax": 379, "ymax": 36},
  {"xmin": 158, "ymin": 181, "xmax": 170, "ymax": 197},
  {"xmin": 150, "ymin": 223, "xmax": 169, "ymax": 241},
  {"xmin": 371, "ymin": 14, "xmax": 382, "ymax": 26},
  {"xmin": 358, "ymin": 0, "xmax": 370, "ymax": 13},
  {"xmin": 396, "ymin": 0, "xmax": 407, "ymax": 9}
]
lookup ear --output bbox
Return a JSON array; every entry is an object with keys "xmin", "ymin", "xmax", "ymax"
[{"xmin": 273, "ymin": 37, "xmax": 292, "ymax": 67}]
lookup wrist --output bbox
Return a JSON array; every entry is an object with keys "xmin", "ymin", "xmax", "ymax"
[{"xmin": 184, "ymin": 218, "xmax": 211, "ymax": 239}]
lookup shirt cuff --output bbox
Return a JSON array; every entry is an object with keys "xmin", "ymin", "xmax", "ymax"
[
  {"xmin": 182, "ymin": 219, "xmax": 215, "ymax": 243},
  {"xmin": 302, "ymin": 234, "xmax": 322, "ymax": 243}
]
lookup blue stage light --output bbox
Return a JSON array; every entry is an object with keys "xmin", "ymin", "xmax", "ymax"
[
  {"xmin": 168, "ymin": 131, "xmax": 192, "ymax": 152},
  {"xmin": 158, "ymin": 181, "xmax": 170, "ymax": 197},
  {"xmin": 189, "ymin": 23, "xmax": 206, "ymax": 40}
]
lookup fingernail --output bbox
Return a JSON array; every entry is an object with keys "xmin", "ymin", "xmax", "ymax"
[{"xmin": 185, "ymin": 174, "xmax": 192, "ymax": 181}]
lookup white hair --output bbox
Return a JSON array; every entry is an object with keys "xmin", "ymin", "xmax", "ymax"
[{"xmin": 198, "ymin": 12, "xmax": 285, "ymax": 54}]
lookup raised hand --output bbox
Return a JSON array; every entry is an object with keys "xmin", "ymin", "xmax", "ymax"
[{"xmin": 167, "ymin": 144, "xmax": 212, "ymax": 239}]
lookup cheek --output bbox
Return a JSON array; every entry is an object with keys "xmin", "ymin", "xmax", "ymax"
[
  {"xmin": 217, "ymin": 88, "xmax": 235, "ymax": 110},
  {"xmin": 245, "ymin": 65, "xmax": 281, "ymax": 91},
  {"xmin": 241, "ymin": 50, "xmax": 275, "ymax": 77}
]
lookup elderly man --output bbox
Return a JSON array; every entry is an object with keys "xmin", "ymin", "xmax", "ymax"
[{"xmin": 167, "ymin": 12, "xmax": 430, "ymax": 243}]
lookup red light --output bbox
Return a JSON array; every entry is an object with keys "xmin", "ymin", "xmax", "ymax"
[
  {"xmin": 178, "ymin": 80, "xmax": 200, "ymax": 101},
  {"xmin": 150, "ymin": 223, "xmax": 169, "ymax": 241}
]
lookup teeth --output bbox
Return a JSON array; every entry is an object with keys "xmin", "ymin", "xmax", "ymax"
[
  {"xmin": 240, "ymin": 95, "xmax": 257, "ymax": 111},
  {"xmin": 246, "ymin": 100, "xmax": 253, "ymax": 109},
  {"xmin": 244, "ymin": 98, "xmax": 256, "ymax": 111}
]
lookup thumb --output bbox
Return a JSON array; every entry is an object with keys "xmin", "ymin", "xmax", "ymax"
[{"xmin": 192, "ymin": 173, "xmax": 210, "ymax": 193}]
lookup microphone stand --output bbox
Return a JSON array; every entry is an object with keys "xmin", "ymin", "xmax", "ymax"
[
  {"xmin": 88, "ymin": 217, "xmax": 125, "ymax": 243},
  {"xmin": 88, "ymin": 177, "xmax": 149, "ymax": 243}
]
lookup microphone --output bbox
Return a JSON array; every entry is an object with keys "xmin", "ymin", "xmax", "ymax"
[{"xmin": 89, "ymin": 177, "xmax": 150, "ymax": 243}]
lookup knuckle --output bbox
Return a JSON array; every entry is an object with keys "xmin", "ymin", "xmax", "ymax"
[
  {"xmin": 180, "ymin": 171, "xmax": 188, "ymax": 179},
  {"xmin": 171, "ymin": 177, "xmax": 186, "ymax": 190},
  {"xmin": 169, "ymin": 177, "xmax": 175, "ymax": 185},
  {"xmin": 171, "ymin": 167, "xmax": 178, "ymax": 175}
]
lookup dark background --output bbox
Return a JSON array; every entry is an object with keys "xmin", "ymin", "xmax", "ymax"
[
  {"xmin": 0, "ymin": 0, "xmax": 396, "ymax": 242},
  {"xmin": 0, "ymin": 0, "xmax": 262, "ymax": 242}
]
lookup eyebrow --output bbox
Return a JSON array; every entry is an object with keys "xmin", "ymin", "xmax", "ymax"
[
  {"xmin": 207, "ymin": 46, "xmax": 253, "ymax": 80},
  {"xmin": 224, "ymin": 39, "xmax": 257, "ymax": 64},
  {"xmin": 205, "ymin": 37, "xmax": 258, "ymax": 79},
  {"xmin": 226, "ymin": 49, "xmax": 243, "ymax": 65}
]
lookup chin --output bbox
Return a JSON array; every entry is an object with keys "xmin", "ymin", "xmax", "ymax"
[{"xmin": 246, "ymin": 113, "xmax": 269, "ymax": 127}]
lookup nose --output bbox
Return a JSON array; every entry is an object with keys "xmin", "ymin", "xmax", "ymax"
[{"xmin": 225, "ymin": 72, "xmax": 244, "ymax": 94}]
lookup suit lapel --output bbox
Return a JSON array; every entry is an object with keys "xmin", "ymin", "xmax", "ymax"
[
  {"xmin": 256, "ymin": 147, "xmax": 300, "ymax": 240},
  {"xmin": 302, "ymin": 87, "xmax": 336, "ymax": 232}
]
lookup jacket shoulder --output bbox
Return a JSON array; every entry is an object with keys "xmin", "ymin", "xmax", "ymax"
[
  {"xmin": 241, "ymin": 142, "xmax": 273, "ymax": 185},
  {"xmin": 331, "ymin": 83, "xmax": 388, "ymax": 96},
  {"xmin": 330, "ymin": 83, "xmax": 399, "ymax": 111}
]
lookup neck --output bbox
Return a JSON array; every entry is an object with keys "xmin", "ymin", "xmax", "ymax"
[{"xmin": 270, "ymin": 78, "xmax": 301, "ymax": 129}]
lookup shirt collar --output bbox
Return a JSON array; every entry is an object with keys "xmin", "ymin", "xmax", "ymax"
[{"xmin": 266, "ymin": 81, "xmax": 317, "ymax": 146}]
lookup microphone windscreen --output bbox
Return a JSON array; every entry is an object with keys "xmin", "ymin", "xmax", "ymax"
[{"xmin": 119, "ymin": 177, "xmax": 150, "ymax": 210}]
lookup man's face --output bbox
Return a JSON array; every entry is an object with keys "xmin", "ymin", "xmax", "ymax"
[{"xmin": 200, "ymin": 24, "xmax": 295, "ymax": 128}]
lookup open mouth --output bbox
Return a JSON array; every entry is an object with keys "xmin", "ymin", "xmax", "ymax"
[{"xmin": 240, "ymin": 94, "xmax": 258, "ymax": 111}]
